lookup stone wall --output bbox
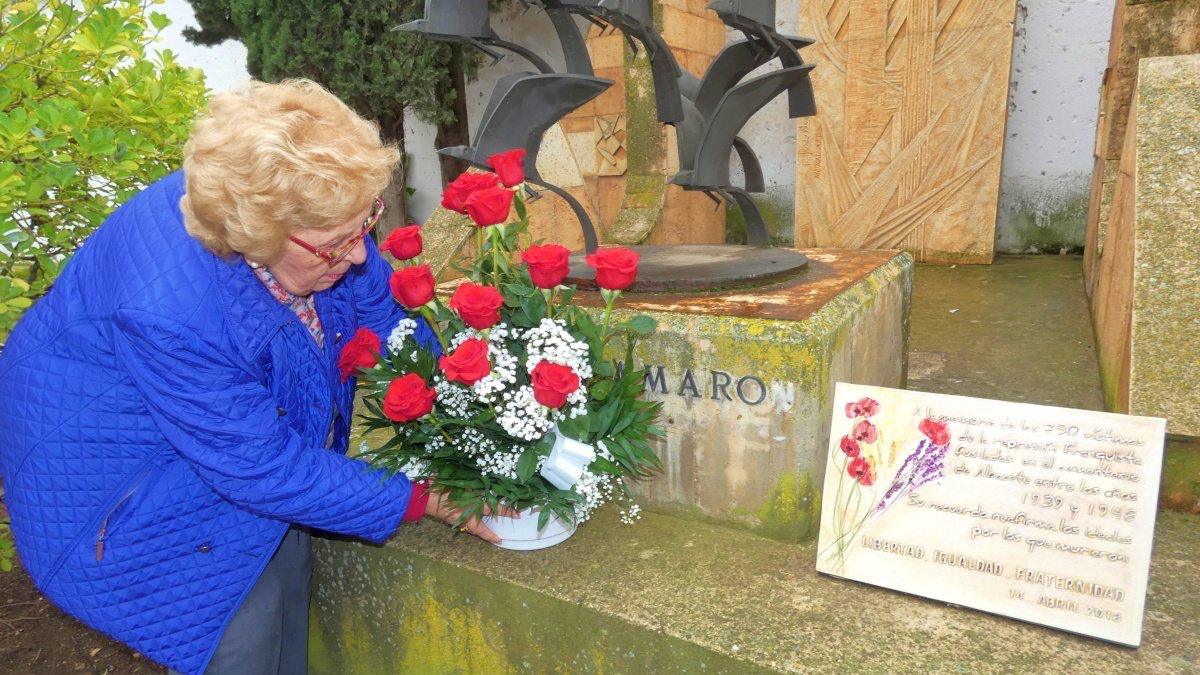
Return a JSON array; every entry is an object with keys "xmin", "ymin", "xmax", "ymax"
[
  {"xmin": 1089, "ymin": 54, "xmax": 1200, "ymax": 437},
  {"xmin": 995, "ymin": 0, "xmax": 1118, "ymax": 254},
  {"xmin": 1085, "ymin": 0, "xmax": 1200, "ymax": 293}
]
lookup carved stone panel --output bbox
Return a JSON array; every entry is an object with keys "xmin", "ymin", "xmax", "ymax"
[{"xmin": 794, "ymin": 0, "xmax": 1018, "ymax": 263}]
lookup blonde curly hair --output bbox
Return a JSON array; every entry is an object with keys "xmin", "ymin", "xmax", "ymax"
[{"xmin": 181, "ymin": 79, "xmax": 400, "ymax": 262}]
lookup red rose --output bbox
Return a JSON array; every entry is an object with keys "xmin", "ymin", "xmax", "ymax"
[
  {"xmin": 919, "ymin": 418, "xmax": 951, "ymax": 446},
  {"xmin": 449, "ymin": 282, "xmax": 504, "ymax": 330},
  {"xmin": 441, "ymin": 171, "xmax": 500, "ymax": 214},
  {"xmin": 487, "ymin": 148, "xmax": 527, "ymax": 187},
  {"xmin": 839, "ymin": 436, "xmax": 861, "ymax": 457},
  {"xmin": 336, "ymin": 327, "xmax": 381, "ymax": 382},
  {"xmin": 389, "ymin": 265, "xmax": 435, "ymax": 309},
  {"xmin": 584, "ymin": 246, "xmax": 639, "ymax": 290},
  {"xmin": 530, "ymin": 361, "xmax": 580, "ymax": 409},
  {"xmin": 463, "ymin": 185, "xmax": 514, "ymax": 227},
  {"xmin": 439, "ymin": 338, "xmax": 491, "ymax": 386},
  {"xmin": 382, "ymin": 225, "xmax": 422, "ymax": 261},
  {"xmin": 848, "ymin": 456, "xmax": 874, "ymax": 486},
  {"xmin": 521, "ymin": 243, "xmax": 571, "ymax": 289},
  {"xmin": 852, "ymin": 419, "xmax": 878, "ymax": 443},
  {"xmin": 382, "ymin": 373, "xmax": 436, "ymax": 423}
]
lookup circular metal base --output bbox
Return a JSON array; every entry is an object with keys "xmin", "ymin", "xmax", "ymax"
[{"xmin": 566, "ymin": 245, "xmax": 810, "ymax": 293}]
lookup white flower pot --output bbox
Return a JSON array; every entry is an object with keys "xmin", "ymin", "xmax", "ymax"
[{"xmin": 482, "ymin": 507, "xmax": 576, "ymax": 550}]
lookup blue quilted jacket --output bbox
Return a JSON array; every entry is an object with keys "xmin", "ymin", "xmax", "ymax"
[{"xmin": 0, "ymin": 171, "xmax": 436, "ymax": 674}]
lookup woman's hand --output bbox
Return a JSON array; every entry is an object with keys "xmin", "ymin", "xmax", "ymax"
[{"xmin": 425, "ymin": 491, "xmax": 521, "ymax": 544}]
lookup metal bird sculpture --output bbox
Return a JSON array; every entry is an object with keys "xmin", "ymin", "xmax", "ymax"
[{"xmin": 400, "ymin": 0, "xmax": 817, "ymax": 251}]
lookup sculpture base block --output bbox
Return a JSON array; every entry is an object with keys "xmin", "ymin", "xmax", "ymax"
[{"xmin": 576, "ymin": 249, "xmax": 912, "ymax": 541}]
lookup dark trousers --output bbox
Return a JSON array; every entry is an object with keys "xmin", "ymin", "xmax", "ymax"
[{"xmin": 171, "ymin": 528, "xmax": 313, "ymax": 675}]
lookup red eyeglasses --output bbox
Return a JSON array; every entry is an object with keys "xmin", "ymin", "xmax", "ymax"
[{"xmin": 288, "ymin": 196, "xmax": 385, "ymax": 266}]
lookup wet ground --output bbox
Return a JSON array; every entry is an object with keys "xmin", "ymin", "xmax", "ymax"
[{"xmin": 908, "ymin": 256, "xmax": 1197, "ymax": 512}]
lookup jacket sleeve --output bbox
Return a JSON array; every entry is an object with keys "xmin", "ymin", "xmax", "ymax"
[
  {"xmin": 111, "ymin": 307, "xmax": 416, "ymax": 543},
  {"xmin": 352, "ymin": 236, "xmax": 440, "ymax": 355}
]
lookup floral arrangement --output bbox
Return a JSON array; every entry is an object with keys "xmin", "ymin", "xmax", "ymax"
[
  {"xmin": 340, "ymin": 149, "xmax": 663, "ymax": 532},
  {"xmin": 821, "ymin": 397, "xmax": 952, "ymax": 570}
]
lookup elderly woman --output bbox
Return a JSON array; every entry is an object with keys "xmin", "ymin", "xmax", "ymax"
[{"xmin": 0, "ymin": 79, "xmax": 507, "ymax": 674}]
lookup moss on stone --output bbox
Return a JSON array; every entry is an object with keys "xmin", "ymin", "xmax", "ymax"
[
  {"xmin": 755, "ymin": 472, "xmax": 821, "ymax": 542},
  {"xmin": 725, "ymin": 190, "xmax": 796, "ymax": 246},
  {"xmin": 1001, "ymin": 191, "xmax": 1090, "ymax": 255},
  {"xmin": 310, "ymin": 529, "xmax": 768, "ymax": 674},
  {"xmin": 313, "ymin": 507, "xmax": 1200, "ymax": 673},
  {"xmin": 608, "ymin": 33, "xmax": 667, "ymax": 246},
  {"xmin": 1160, "ymin": 439, "xmax": 1200, "ymax": 512}
]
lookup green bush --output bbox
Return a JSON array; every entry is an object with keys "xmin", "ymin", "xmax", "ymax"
[
  {"xmin": 0, "ymin": 517, "xmax": 13, "ymax": 572},
  {"xmin": 0, "ymin": 0, "xmax": 209, "ymax": 337}
]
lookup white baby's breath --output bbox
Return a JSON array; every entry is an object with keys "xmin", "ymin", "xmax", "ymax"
[
  {"xmin": 386, "ymin": 317, "xmax": 419, "ymax": 355},
  {"xmin": 497, "ymin": 385, "xmax": 552, "ymax": 441}
]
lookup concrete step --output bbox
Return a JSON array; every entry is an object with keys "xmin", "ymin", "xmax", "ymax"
[{"xmin": 310, "ymin": 507, "xmax": 1198, "ymax": 674}]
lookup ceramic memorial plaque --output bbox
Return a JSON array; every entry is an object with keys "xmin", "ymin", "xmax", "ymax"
[{"xmin": 817, "ymin": 383, "xmax": 1166, "ymax": 647}]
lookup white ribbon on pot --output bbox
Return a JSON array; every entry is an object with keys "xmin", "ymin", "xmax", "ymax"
[{"xmin": 539, "ymin": 425, "xmax": 596, "ymax": 490}]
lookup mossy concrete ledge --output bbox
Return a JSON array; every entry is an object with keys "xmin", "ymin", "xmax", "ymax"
[
  {"xmin": 310, "ymin": 508, "xmax": 1200, "ymax": 674},
  {"xmin": 579, "ymin": 250, "xmax": 912, "ymax": 541}
]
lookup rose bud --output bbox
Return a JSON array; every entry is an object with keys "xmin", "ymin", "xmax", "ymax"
[
  {"xmin": 439, "ymin": 338, "xmax": 491, "ymax": 386},
  {"xmin": 441, "ymin": 171, "xmax": 500, "ymax": 214},
  {"xmin": 584, "ymin": 246, "xmax": 639, "ymax": 291},
  {"xmin": 389, "ymin": 264, "xmax": 435, "ymax": 309},
  {"xmin": 382, "ymin": 225, "xmax": 422, "ymax": 261},
  {"xmin": 530, "ymin": 360, "xmax": 580, "ymax": 409},
  {"xmin": 487, "ymin": 148, "xmax": 527, "ymax": 187},
  {"xmin": 463, "ymin": 185, "xmax": 515, "ymax": 227},
  {"xmin": 449, "ymin": 282, "xmax": 504, "ymax": 330},
  {"xmin": 521, "ymin": 243, "xmax": 571, "ymax": 289},
  {"xmin": 336, "ymin": 327, "xmax": 381, "ymax": 382},
  {"xmin": 382, "ymin": 372, "xmax": 436, "ymax": 423}
]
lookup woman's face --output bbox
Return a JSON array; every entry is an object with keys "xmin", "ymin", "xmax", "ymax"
[{"xmin": 267, "ymin": 201, "xmax": 374, "ymax": 296}]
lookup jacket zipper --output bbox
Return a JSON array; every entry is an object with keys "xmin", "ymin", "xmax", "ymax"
[{"xmin": 94, "ymin": 465, "xmax": 155, "ymax": 562}]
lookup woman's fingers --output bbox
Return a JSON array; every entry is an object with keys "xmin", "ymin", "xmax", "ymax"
[{"xmin": 461, "ymin": 517, "xmax": 502, "ymax": 544}]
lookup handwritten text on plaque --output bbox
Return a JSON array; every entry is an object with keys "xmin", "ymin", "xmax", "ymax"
[{"xmin": 816, "ymin": 384, "xmax": 1165, "ymax": 646}]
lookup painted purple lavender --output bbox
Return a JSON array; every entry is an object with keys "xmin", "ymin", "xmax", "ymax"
[{"xmin": 872, "ymin": 438, "xmax": 949, "ymax": 515}]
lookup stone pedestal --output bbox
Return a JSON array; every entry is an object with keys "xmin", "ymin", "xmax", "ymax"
[{"xmin": 579, "ymin": 249, "xmax": 912, "ymax": 541}]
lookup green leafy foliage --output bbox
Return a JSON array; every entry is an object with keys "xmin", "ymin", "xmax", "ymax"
[
  {"xmin": 0, "ymin": 517, "xmax": 13, "ymax": 572},
  {"xmin": 0, "ymin": 0, "xmax": 209, "ymax": 337},
  {"xmin": 180, "ymin": 1, "xmax": 502, "ymax": 136}
]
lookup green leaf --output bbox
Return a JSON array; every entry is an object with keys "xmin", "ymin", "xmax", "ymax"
[
  {"xmin": 620, "ymin": 315, "xmax": 657, "ymax": 336},
  {"xmin": 515, "ymin": 445, "xmax": 543, "ymax": 482},
  {"xmin": 591, "ymin": 379, "xmax": 614, "ymax": 401},
  {"xmin": 149, "ymin": 12, "xmax": 170, "ymax": 31}
]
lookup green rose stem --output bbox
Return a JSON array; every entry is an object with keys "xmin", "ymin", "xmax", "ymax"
[
  {"xmin": 418, "ymin": 304, "xmax": 448, "ymax": 351},
  {"xmin": 489, "ymin": 224, "xmax": 505, "ymax": 288},
  {"xmin": 474, "ymin": 227, "xmax": 486, "ymax": 282},
  {"xmin": 425, "ymin": 412, "xmax": 453, "ymax": 443},
  {"xmin": 600, "ymin": 288, "xmax": 619, "ymax": 340},
  {"xmin": 542, "ymin": 288, "xmax": 554, "ymax": 319}
]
